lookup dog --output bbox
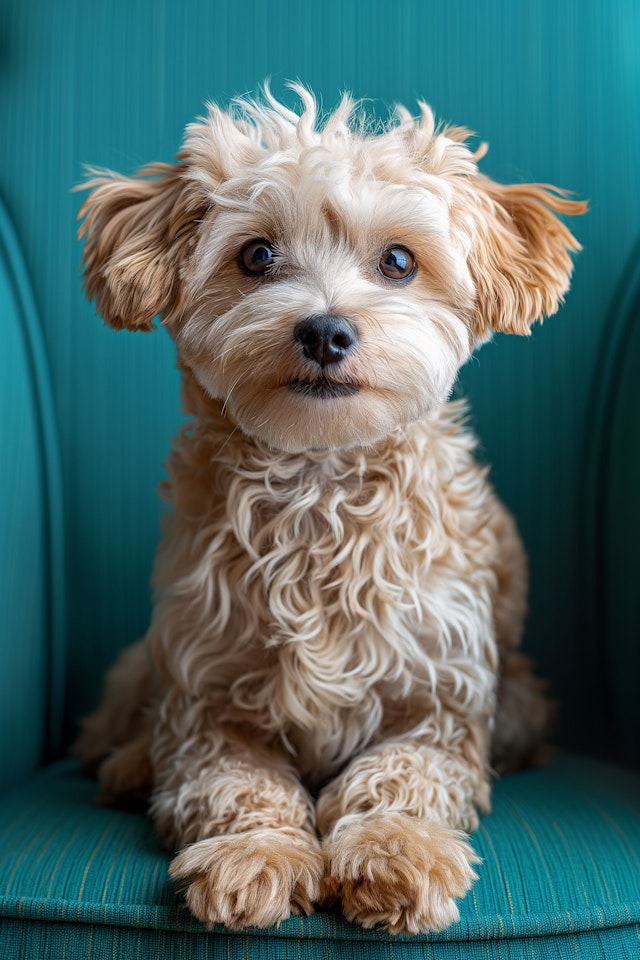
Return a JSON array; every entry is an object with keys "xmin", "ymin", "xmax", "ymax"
[{"xmin": 74, "ymin": 86, "xmax": 585, "ymax": 935}]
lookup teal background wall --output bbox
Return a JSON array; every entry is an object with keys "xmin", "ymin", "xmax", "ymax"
[{"xmin": 1, "ymin": 0, "xmax": 639, "ymax": 772}]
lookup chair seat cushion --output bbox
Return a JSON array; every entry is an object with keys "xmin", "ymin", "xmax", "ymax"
[{"xmin": 0, "ymin": 756, "xmax": 639, "ymax": 959}]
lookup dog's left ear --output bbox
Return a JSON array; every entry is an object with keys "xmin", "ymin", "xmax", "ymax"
[
  {"xmin": 469, "ymin": 180, "xmax": 587, "ymax": 337},
  {"xmin": 78, "ymin": 163, "xmax": 205, "ymax": 331}
]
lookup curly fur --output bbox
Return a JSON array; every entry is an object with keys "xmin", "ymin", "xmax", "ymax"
[{"xmin": 74, "ymin": 85, "xmax": 584, "ymax": 933}]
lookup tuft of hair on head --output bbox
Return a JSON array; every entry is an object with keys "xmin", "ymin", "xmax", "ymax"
[{"xmin": 236, "ymin": 81, "xmax": 364, "ymax": 151}]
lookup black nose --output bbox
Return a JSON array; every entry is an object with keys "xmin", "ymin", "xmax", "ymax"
[{"xmin": 294, "ymin": 314, "xmax": 358, "ymax": 368}]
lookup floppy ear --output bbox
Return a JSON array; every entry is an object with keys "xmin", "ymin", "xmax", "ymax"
[
  {"xmin": 78, "ymin": 163, "xmax": 206, "ymax": 331},
  {"xmin": 469, "ymin": 180, "xmax": 587, "ymax": 337}
]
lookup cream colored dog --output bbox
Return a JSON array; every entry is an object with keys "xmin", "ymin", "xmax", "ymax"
[{"xmin": 75, "ymin": 87, "xmax": 585, "ymax": 935}]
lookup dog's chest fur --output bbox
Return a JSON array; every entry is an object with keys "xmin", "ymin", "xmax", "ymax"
[{"xmin": 151, "ymin": 397, "xmax": 500, "ymax": 778}]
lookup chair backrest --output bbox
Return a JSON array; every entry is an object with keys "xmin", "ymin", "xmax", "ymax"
[
  {"xmin": 596, "ymin": 248, "xmax": 640, "ymax": 769},
  {"xmin": 0, "ymin": 199, "xmax": 65, "ymax": 792},
  {"xmin": 1, "ymin": 0, "xmax": 639, "ymax": 785}
]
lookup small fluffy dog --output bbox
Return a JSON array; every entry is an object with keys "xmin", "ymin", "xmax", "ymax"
[{"xmin": 75, "ymin": 87, "xmax": 585, "ymax": 935}]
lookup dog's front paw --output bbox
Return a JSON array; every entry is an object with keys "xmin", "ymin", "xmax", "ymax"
[
  {"xmin": 169, "ymin": 827, "xmax": 323, "ymax": 929},
  {"xmin": 322, "ymin": 812, "xmax": 479, "ymax": 934}
]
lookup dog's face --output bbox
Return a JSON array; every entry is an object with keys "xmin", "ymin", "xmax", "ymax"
[
  {"xmin": 79, "ymin": 88, "xmax": 585, "ymax": 453},
  {"xmin": 174, "ymin": 100, "xmax": 480, "ymax": 453}
]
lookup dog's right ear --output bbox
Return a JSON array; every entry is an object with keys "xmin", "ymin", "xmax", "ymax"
[{"xmin": 78, "ymin": 163, "xmax": 206, "ymax": 331}]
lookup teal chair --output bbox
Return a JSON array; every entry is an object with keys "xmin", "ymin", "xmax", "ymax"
[{"xmin": 1, "ymin": 2, "xmax": 639, "ymax": 957}]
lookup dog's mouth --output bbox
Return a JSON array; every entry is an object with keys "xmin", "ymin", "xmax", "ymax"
[{"xmin": 287, "ymin": 377, "xmax": 361, "ymax": 400}]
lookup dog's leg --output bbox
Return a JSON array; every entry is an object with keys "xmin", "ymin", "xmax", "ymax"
[
  {"xmin": 489, "ymin": 501, "xmax": 554, "ymax": 772},
  {"xmin": 151, "ymin": 709, "xmax": 323, "ymax": 929},
  {"xmin": 492, "ymin": 649, "xmax": 554, "ymax": 773},
  {"xmin": 72, "ymin": 638, "xmax": 154, "ymax": 804},
  {"xmin": 317, "ymin": 724, "xmax": 489, "ymax": 934}
]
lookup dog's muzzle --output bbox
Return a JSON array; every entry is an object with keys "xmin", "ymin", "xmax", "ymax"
[{"xmin": 290, "ymin": 315, "xmax": 360, "ymax": 399}]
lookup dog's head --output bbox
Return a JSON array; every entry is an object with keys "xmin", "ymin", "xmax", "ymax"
[{"xmin": 79, "ymin": 87, "xmax": 585, "ymax": 453}]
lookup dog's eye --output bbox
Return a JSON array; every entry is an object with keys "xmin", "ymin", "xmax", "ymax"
[
  {"xmin": 239, "ymin": 240, "xmax": 276, "ymax": 275},
  {"xmin": 378, "ymin": 246, "xmax": 416, "ymax": 281}
]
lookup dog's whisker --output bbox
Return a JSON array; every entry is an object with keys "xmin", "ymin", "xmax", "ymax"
[
  {"xmin": 214, "ymin": 422, "xmax": 241, "ymax": 457},
  {"xmin": 221, "ymin": 371, "xmax": 245, "ymax": 416}
]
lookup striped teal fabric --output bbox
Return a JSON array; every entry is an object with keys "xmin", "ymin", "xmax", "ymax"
[{"xmin": 1, "ymin": 756, "xmax": 639, "ymax": 959}]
